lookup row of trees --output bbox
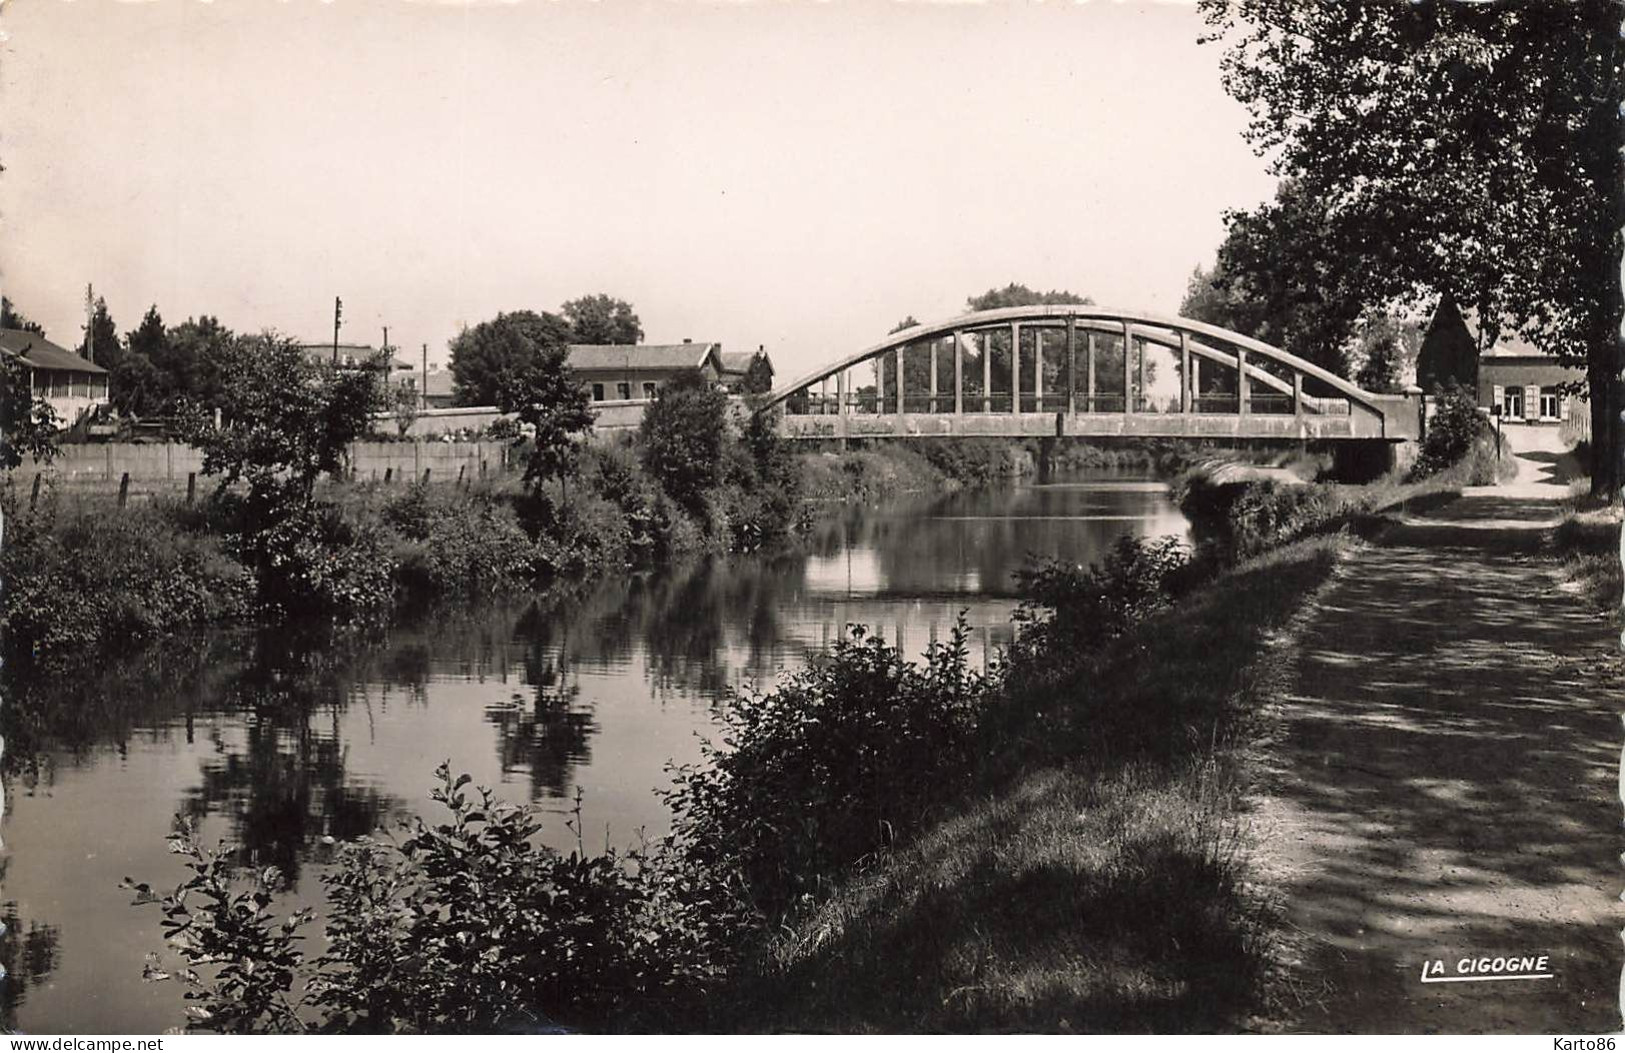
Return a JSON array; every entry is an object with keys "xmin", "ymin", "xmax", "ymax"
[{"xmin": 1189, "ymin": 1, "xmax": 1621, "ymax": 493}]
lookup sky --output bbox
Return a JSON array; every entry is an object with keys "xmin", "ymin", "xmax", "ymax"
[{"xmin": 0, "ymin": 0, "xmax": 1278, "ymax": 381}]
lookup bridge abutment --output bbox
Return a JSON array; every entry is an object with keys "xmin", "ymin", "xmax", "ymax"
[{"xmin": 1329, "ymin": 440, "xmax": 1406, "ymax": 483}]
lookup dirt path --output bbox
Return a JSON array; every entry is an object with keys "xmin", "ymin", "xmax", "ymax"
[{"xmin": 1252, "ymin": 434, "xmax": 1623, "ymax": 1033}]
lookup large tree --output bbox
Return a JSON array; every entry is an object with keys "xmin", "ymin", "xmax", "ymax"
[
  {"xmin": 639, "ymin": 368, "xmax": 727, "ymax": 514},
  {"xmin": 176, "ymin": 332, "xmax": 383, "ymax": 507},
  {"xmin": 495, "ymin": 344, "xmax": 594, "ymax": 502},
  {"xmin": 113, "ymin": 306, "xmax": 171, "ymax": 416},
  {"xmin": 448, "ymin": 310, "xmax": 574, "ymax": 407},
  {"xmin": 560, "ymin": 294, "xmax": 642, "ymax": 346},
  {"xmin": 1183, "ymin": 180, "xmax": 1371, "ymax": 376},
  {"xmin": 1197, "ymin": 0, "xmax": 1623, "ymax": 493}
]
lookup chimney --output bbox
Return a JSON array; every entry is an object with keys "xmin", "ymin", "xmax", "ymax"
[{"xmin": 683, "ymin": 337, "xmax": 692, "ymax": 344}]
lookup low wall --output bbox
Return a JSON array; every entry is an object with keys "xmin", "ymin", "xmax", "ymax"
[
  {"xmin": 377, "ymin": 400, "xmax": 646, "ymax": 437},
  {"xmin": 13, "ymin": 441, "xmax": 515, "ymax": 494}
]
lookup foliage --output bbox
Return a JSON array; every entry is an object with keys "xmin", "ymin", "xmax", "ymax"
[
  {"xmin": 1408, "ymin": 384, "xmax": 1489, "ymax": 481},
  {"xmin": 385, "ymin": 485, "xmax": 540, "ymax": 595},
  {"xmin": 737, "ymin": 352, "xmax": 774, "ymax": 396},
  {"xmin": 494, "ymin": 344, "xmax": 594, "ymax": 499},
  {"xmin": 560, "ymin": 294, "xmax": 643, "ymax": 346},
  {"xmin": 176, "ymin": 332, "xmax": 384, "ymax": 509},
  {"xmin": 1008, "ymin": 535, "xmax": 1194, "ymax": 673},
  {"xmin": 1197, "ymin": 0, "xmax": 1622, "ymax": 492},
  {"xmin": 1, "ymin": 497, "xmax": 251, "ymax": 657},
  {"xmin": 1354, "ymin": 312, "xmax": 1419, "ymax": 394},
  {"xmin": 1, "ymin": 295, "xmax": 46, "ymax": 336},
  {"xmin": 639, "ymin": 369, "xmax": 728, "ymax": 514},
  {"xmin": 666, "ymin": 621, "xmax": 986, "ymax": 923},
  {"xmin": 0, "ymin": 353, "xmax": 60, "ymax": 470},
  {"xmin": 965, "ymin": 284, "xmax": 1092, "ymax": 312},
  {"xmin": 84, "ymin": 296, "xmax": 122, "ymax": 371},
  {"xmin": 113, "ymin": 306, "xmax": 172, "ymax": 416},
  {"xmin": 1178, "ymin": 475, "xmax": 1352, "ymax": 562},
  {"xmin": 448, "ymin": 310, "xmax": 574, "ymax": 407},
  {"xmin": 1183, "ymin": 180, "xmax": 1367, "ymax": 375},
  {"xmin": 122, "ymin": 826, "xmax": 314, "ymax": 1034},
  {"xmin": 244, "ymin": 500, "xmax": 395, "ymax": 618},
  {"xmin": 389, "ymin": 385, "xmax": 420, "ymax": 438},
  {"xmin": 133, "ymin": 766, "xmax": 723, "ymax": 1034}
]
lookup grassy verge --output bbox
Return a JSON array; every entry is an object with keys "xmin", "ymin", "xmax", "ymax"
[{"xmin": 714, "ymin": 535, "xmax": 1347, "ymax": 1032}]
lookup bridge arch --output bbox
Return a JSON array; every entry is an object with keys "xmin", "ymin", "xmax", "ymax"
[{"xmin": 758, "ymin": 306, "xmax": 1416, "ymax": 443}]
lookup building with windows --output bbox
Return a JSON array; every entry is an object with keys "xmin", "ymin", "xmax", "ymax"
[
  {"xmin": 719, "ymin": 347, "xmax": 775, "ymax": 393},
  {"xmin": 1, "ymin": 328, "xmax": 109, "ymax": 425},
  {"xmin": 1415, "ymin": 295, "xmax": 1583, "ymax": 423},
  {"xmin": 568, "ymin": 341, "xmax": 724, "ymax": 403}
]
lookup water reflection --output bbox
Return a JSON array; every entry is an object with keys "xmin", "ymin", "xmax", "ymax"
[{"xmin": 0, "ymin": 472, "xmax": 1187, "ymax": 1033}]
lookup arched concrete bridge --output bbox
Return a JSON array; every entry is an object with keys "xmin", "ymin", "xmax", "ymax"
[{"xmin": 758, "ymin": 306, "xmax": 1422, "ymax": 444}]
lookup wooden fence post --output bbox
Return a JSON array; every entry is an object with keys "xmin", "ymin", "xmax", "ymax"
[
  {"xmin": 117, "ymin": 472, "xmax": 130, "ymax": 509},
  {"xmin": 422, "ymin": 468, "xmax": 431, "ymax": 485},
  {"xmin": 30, "ymin": 472, "xmax": 42, "ymax": 509},
  {"xmin": 384, "ymin": 467, "xmax": 393, "ymax": 485},
  {"xmin": 186, "ymin": 472, "xmax": 197, "ymax": 505}
]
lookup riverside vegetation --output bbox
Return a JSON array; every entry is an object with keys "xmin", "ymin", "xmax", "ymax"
[{"xmin": 112, "ymin": 390, "xmax": 1507, "ymax": 1033}]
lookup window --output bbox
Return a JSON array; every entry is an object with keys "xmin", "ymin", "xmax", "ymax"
[
  {"xmin": 591, "ymin": 383, "xmax": 605, "ymax": 402},
  {"xmin": 616, "ymin": 381, "xmax": 632, "ymax": 401},
  {"xmin": 1501, "ymin": 387, "xmax": 1523, "ymax": 420},
  {"xmin": 1539, "ymin": 388, "xmax": 1560, "ymax": 420},
  {"xmin": 642, "ymin": 382, "xmax": 658, "ymax": 400}
]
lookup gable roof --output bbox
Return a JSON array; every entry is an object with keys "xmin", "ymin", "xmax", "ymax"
[
  {"xmin": 718, "ymin": 350, "xmax": 772, "ymax": 377},
  {"xmin": 1456, "ymin": 306, "xmax": 1550, "ymax": 359},
  {"xmin": 0, "ymin": 329, "xmax": 107, "ymax": 373},
  {"xmin": 567, "ymin": 342, "xmax": 720, "ymax": 372}
]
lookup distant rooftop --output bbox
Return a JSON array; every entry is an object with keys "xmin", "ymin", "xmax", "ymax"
[
  {"xmin": 567, "ymin": 343, "xmax": 720, "ymax": 371},
  {"xmin": 0, "ymin": 328, "xmax": 107, "ymax": 373}
]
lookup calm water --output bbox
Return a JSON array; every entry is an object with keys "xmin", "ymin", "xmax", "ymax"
[{"xmin": 0, "ymin": 473, "xmax": 1188, "ymax": 1034}]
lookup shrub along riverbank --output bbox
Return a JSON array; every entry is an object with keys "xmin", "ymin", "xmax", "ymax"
[{"xmin": 116, "ymin": 430, "xmax": 1503, "ymax": 1034}]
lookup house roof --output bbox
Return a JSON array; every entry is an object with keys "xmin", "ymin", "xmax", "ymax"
[
  {"xmin": 567, "ymin": 342, "xmax": 720, "ymax": 372},
  {"xmin": 1457, "ymin": 307, "xmax": 1551, "ymax": 359},
  {"xmin": 423, "ymin": 371, "xmax": 455, "ymax": 397},
  {"xmin": 297, "ymin": 343, "xmax": 414, "ymax": 370},
  {"xmin": 0, "ymin": 329, "xmax": 107, "ymax": 373},
  {"xmin": 718, "ymin": 350, "xmax": 773, "ymax": 377}
]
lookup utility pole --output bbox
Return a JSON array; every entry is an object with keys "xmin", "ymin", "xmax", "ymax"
[
  {"xmin": 421, "ymin": 343, "xmax": 428, "ymax": 409},
  {"xmin": 332, "ymin": 296, "xmax": 343, "ymax": 365},
  {"xmin": 382, "ymin": 325, "xmax": 390, "ymax": 354},
  {"xmin": 83, "ymin": 283, "xmax": 94, "ymax": 361}
]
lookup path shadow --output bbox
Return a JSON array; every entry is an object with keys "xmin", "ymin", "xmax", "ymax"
[{"xmin": 1262, "ymin": 491, "xmax": 1622, "ymax": 1033}]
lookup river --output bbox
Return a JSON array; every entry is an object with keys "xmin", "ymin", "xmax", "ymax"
[{"xmin": 0, "ymin": 471, "xmax": 1189, "ymax": 1034}]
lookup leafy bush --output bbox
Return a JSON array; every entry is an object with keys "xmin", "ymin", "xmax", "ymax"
[
  {"xmin": 1178, "ymin": 475, "xmax": 1351, "ymax": 560},
  {"xmin": 1, "ymin": 498, "xmax": 251, "ymax": 656},
  {"xmin": 1409, "ymin": 384, "xmax": 1489, "ymax": 481},
  {"xmin": 666, "ymin": 621, "xmax": 986, "ymax": 922},
  {"xmin": 1008, "ymin": 535, "xmax": 1193, "ymax": 675},
  {"xmin": 132, "ymin": 765, "xmax": 724, "ymax": 1034},
  {"xmin": 639, "ymin": 370, "xmax": 729, "ymax": 513},
  {"xmin": 245, "ymin": 501, "xmax": 395, "ymax": 618},
  {"xmin": 384, "ymin": 484, "xmax": 539, "ymax": 595}
]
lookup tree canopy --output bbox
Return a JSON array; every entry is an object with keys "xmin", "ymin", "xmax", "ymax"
[
  {"xmin": 1, "ymin": 296, "xmax": 45, "ymax": 336},
  {"xmin": 86, "ymin": 297, "xmax": 121, "ymax": 371},
  {"xmin": 494, "ymin": 343, "xmax": 594, "ymax": 499},
  {"xmin": 176, "ymin": 332, "xmax": 384, "ymax": 506},
  {"xmin": 966, "ymin": 285, "xmax": 1092, "ymax": 312},
  {"xmin": 639, "ymin": 369, "xmax": 728, "ymax": 514},
  {"xmin": 448, "ymin": 310, "xmax": 574, "ymax": 407},
  {"xmin": 1196, "ymin": 0, "xmax": 1622, "ymax": 490},
  {"xmin": 0, "ymin": 354, "xmax": 59, "ymax": 470},
  {"xmin": 561, "ymin": 295, "xmax": 643, "ymax": 346}
]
